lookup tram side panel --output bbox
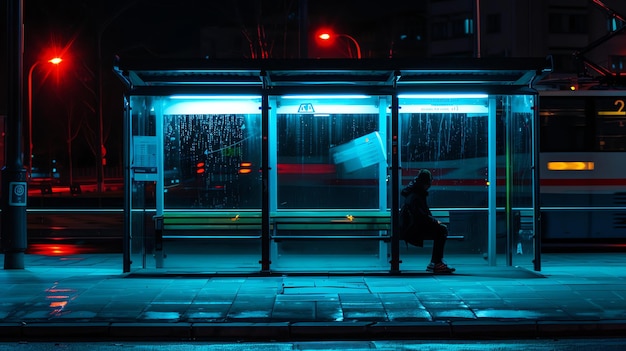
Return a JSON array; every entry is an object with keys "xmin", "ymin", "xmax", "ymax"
[{"xmin": 539, "ymin": 91, "xmax": 626, "ymax": 244}]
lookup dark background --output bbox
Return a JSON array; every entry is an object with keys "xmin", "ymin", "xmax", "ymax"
[{"xmin": 1, "ymin": 0, "xmax": 428, "ymax": 175}]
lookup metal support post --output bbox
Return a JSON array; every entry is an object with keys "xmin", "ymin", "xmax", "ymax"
[{"xmin": 2, "ymin": 0, "xmax": 27, "ymax": 269}]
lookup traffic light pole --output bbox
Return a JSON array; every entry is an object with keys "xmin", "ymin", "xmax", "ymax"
[{"xmin": 2, "ymin": 0, "xmax": 28, "ymax": 269}]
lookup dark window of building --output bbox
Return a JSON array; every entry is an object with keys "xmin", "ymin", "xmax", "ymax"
[
  {"xmin": 451, "ymin": 18, "xmax": 467, "ymax": 37},
  {"xmin": 551, "ymin": 53, "xmax": 578, "ymax": 73},
  {"xmin": 549, "ymin": 12, "xmax": 587, "ymax": 34},
  {"xmin": 568, "ymin": 14, "xmax": 587, "ymax": 33},
  {"xmin": 486, "ymin": 13, "xmax": 501, "ymax": 34},
  {"xmin": 431, "ymin": 22, "xmax": 448, "ymax": 40}
]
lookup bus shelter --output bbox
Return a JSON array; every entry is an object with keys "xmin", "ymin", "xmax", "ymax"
[{"xmin": 114, "ymin": 58, "xmax": 552, "ymax": 274}]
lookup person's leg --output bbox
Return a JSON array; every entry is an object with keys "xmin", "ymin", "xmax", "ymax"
[
  {"xmin": 426, "ymin": 224, "xmax": 455, "ymax": 273},
  {"xmin": 430, "ymin": 224, "xmax": 448, "ymax": 264}
]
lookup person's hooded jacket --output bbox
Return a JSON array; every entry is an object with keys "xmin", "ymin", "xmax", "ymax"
[{"xmin": 401, "ymin": 173, "xmax": 440, "ymax": 229}]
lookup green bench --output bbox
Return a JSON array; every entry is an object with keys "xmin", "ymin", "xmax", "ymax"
[
  {"xmin": 270, "ymin": 211, "xmax": 391, "ymax": 240},
  {"xmin": 160, "ymin": 211, "xmax": 263, "ymax": 239},
  {"xmin": 157, "ymin": 210, "xmax": 460, "ymax": 240}
]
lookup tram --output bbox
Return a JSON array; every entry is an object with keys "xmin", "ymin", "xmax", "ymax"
[{"xmin": 539, "ymin": 89, "xmax": 626, "ymax": 247}]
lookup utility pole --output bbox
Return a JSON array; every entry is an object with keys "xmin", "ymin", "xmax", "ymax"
[{"xmin": 2, "ymin": 0, "xmax": 27, "ymax": 269}]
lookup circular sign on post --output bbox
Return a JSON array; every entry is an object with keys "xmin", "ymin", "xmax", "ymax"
[{"xmin": 9, "ymin": 182, "xmax": 27, "ymax": 206}]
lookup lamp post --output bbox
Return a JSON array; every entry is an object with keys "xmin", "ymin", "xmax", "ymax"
[
  {"xmin": 27, "ymin": 57, "xmax": 62, "ymax": 178},
  {"xmin": 318, "ymin": 32, "xmax": 362, "ymax": 59}
]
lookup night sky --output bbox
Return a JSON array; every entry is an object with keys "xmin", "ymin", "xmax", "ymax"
[{"xmin": 2, "ymin": 0, "xmax": 427, "ymax": 171}]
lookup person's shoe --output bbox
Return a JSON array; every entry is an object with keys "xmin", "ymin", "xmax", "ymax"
[{"xmin": 426, "ymin": 262, "xmax": 456, "ymax": 274}]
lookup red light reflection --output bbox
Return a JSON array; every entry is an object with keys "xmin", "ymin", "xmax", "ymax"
[
  {"xmin": 28, "ymin": 243, "xmax": 97, "ymax": 256},
  {"xmin": 45, "ymin": 284, "xmax": 76, "ymax": 317}
]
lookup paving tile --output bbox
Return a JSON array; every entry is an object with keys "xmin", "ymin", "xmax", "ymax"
[
  {"xmin": 275, "ymin": 293, "xmax": 339, "ymax": 302},
  {"xmin": 138, "ymin": 311, "xmax": 181, "ymax": 321},
  {"xmin": 385, "ymin": 308, "xmax": 432, "ymax": 321},
  {"xmin": 342, "ymin": 308, "xmax": 388, "ymax": 321},
  {"xmin": 575, "ymin": 290, "xmax": 625, "ymax": 300},
  {"xmin": 271, "ymin": 301, "xmax": 316, "ymax": 321},
  {"xmin": 338, "ymin": 293, "xmax": 381, "ymax": 303},
  {"xmin": 96, "ymin": 309, "xmax": 144, "ymax": 320},
  {"xmin": 472, "ymin": 308, "xmax": 544, "ymax": 320},
  {"xmin": 378, "ymin": 297, "xmax": 424, "ymax": 309},
  {"xmin": 144, "ymin": 303, "xmax": 191, "ymax": 312},
  {"xmin": 283, "ymin": 287, "xmax": 368, "ymax": 294},
  {"xmin": 420, "ymin": 300, "xmax": 468, "ymax": 309},
  {"xmin": 193, "ymin": 293, "xmax": 238, "ymax": 303},
  {"xmin": 226, "ymin": 310, "xmax": 273, "ymax": 320},
  {"xmin": 525, "ymin": 284, "xmax": 575, "ymax": 291},
  {"xmin": 463, "ymin": 299, "xmax": 510, "ymax": 309},
  {"xmin": 315, "ymin": 304, "xmax": 344, "ymax": 321},
  {"xmin": 53, "ymin": 310, "xmax": 99, "ymax": 319},
  {"xmin": 185, "ymin": 311, "xmax": 227, "ymax": 321},
  {"xmin": 428, "ymin": 308, "xmax": 477, "ymax": 320},
  {"xmin": 502, "ymin": 298, "xmax": 561, "ymax": 308},
  {"xmin": 367, "ymin": 285, "xmax": 415, "ymax": 293},
  {"xmin": 455, "ymin": 291, "xmax": 503, "ymax": 301},
  {"xmin": 416, "ymin": 292, "xmax": 462, "ymax": 301}
]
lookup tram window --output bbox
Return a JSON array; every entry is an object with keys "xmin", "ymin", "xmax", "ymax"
[
  {"xmin": 596, "ymin": 115, "xmax": 626, "ymax": 151},
  {"xmin": 540, "ymin": 96, "xmax": 626, "ymax": 152},
  {"xmin": 540, "ymin": 96, "xmax": 591, "ymax": 152},
  {"xmin": 540, "ymin": 110, "xmax": 588, "ymax": 152},
  {"xmin": 595, "ymin": 97, "xmax": 626, "ymax": 151}
]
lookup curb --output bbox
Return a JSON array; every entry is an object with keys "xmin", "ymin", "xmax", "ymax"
[{"xmin": 2, "ymin": 320, "xmax": 626, "ymax": 341}]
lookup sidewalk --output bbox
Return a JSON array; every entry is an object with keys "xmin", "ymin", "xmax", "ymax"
[{"xmin": 1, "ymin": 252, "xmax": 625, "ymax": 341}]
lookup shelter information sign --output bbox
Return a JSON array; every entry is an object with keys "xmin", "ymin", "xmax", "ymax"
[{"xmin": 133, "ymin": 136, "xmax": 158, "ymax": 181}]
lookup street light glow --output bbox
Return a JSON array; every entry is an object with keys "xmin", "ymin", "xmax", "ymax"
[
  {"xmin": 316, "ymin": 31, "xmax": 362, "ymax": 59},
  {"xmin": 48, "ymin": 57, "xmax": 62, "ymax": 65}
]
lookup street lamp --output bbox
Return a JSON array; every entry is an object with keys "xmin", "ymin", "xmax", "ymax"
[
  {"xmin": 27, "ymin": 57, "xmax": 62, "ymax": 179},
  {"xmin": 318, "ymin": 32, "xmax": 362, "ymax": 59}
]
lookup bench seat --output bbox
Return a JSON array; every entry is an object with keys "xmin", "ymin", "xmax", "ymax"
[
  {"xmin": 157, "ymin": 210, "xmax": 462, "ymax": 240},
  {"xmin": 161, "ymin": 211, "xmax": 263, "ymax": 238}
]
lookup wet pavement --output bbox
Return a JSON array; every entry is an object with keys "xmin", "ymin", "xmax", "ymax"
[
  {"xmin": 4, "ymin": 339, "xmax": 626, "ymax": 351},
  {"xmin": 1, "ymin": 252, "xmax": 625, "ymax": 341}
]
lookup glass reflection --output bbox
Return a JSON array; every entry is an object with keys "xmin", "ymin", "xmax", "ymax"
[
  {"xmin": 399, "ymin": 96, "xmax": 489, "ymax": 208},
  {"xmin": 275, "ymin": 96, "xmax": 385, "ymax": 209},
  {"xmin": 163, "ymin": 114, "xmax": 262, "ymax": 209}
]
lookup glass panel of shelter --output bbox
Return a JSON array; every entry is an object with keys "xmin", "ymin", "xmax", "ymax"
[
  {"xmin": 127, "ymin": 93, "xmax": 535, "ymax": 272},
  {"xmin": 269, "ymin": 95, "xmax": 391, "ymax": 272},
  {"xmin": 505, "ymin": 94, "xmax": 537, "ymax": 269},
  {"xmin": 158, "ymin": 96, "xmax": 264, "ymax": 272},
  {"xmin": 397, "ymin": 94, "xmax": 494, "ymax": 270},
  {"xmin": 128, "ymin": 96, "xmax": 158, "ymax": 271}
]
